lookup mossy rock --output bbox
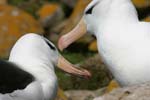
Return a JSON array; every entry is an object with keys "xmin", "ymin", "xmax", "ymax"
[{"xmin": 71, "ymin": 54, "xmax": 112, "ymax": 90}]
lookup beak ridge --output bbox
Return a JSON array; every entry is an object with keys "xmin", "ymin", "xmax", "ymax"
[{"xmin": 58, "ymin": 18, "xmax": 87, "ymax": 51}]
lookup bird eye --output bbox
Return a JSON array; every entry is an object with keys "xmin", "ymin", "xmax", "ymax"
[
  {"xmin": 85, "ymin": 5, "xmax": 95, "ymax": 14},
  {"xmin": 46, "ymin": 41, "xmax": 56, "ymax": 50},
  {"xmin": 44, "ymin": 39, "xmax": 56, "ymax": 51},
  {"xmin": 85, "ymin": 0, "xmax": 99, "ymax": 14}
]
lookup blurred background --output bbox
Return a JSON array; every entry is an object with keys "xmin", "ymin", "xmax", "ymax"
[{"xmin": 0, "ymin": 0, "xmax": 150, "ymax": 100}]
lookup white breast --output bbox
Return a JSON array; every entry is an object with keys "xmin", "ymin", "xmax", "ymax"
[{"xmin": 97, "ymin": 22, "xmax": 150, "ymax": 86}]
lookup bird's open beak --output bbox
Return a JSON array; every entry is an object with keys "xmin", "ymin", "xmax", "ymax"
[
  {"xmin": 57, "ymin": 55, "xmax": 91, "ymax": 79},
  {"xmin": 58, "ymin": 18, "xmax": 87, "ymax": 51}
]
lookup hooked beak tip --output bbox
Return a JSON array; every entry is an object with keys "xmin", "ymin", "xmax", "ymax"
[
  {"xmin": 82, "ymin": 69, "xmax": 92, "ymax": 79},
  {"xmin": 57, "ymin": 55, "xmax": 92, "ymax": 79}
]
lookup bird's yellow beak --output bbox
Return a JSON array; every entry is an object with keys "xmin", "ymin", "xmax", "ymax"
[
  {"xmin": 58, "ymin": 18, "xmax": 87, "ymax": 51},
  {"xmin": 57, "ymin": 55, "xmax": 91, "ymax": 79}
]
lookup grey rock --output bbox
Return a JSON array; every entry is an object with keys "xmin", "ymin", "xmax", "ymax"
[
  {"xmin": 94, "ymin": 83, "xmax": 150, "ymax": 100},
  {"xmin": 65, "ymin": 90, "xmax": 95, "ymax": 100},
  {"xmin": 65, "ymin": 88, "xmax": 106, "ymax": 100}
]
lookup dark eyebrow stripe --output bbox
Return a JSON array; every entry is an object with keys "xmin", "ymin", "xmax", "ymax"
[
  {"xmin": 45, "ymin": 41, "xmax": 56, "ymax": 50},
  {"xmin": 85, "ymin": 3, "xmax": 98, "ymax": 14}
]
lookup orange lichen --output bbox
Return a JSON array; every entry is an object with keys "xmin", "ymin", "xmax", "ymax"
[
  {"xmin": 38, "ymin": 3, "xmax": 59, "ymax": 19},
  {"xmin": 0, "ymin": 5, "xmax": 43, "ymax": 58},
  {"xmin": 132, "ymin": 0, "xmax": 150, "ymax": 7}
]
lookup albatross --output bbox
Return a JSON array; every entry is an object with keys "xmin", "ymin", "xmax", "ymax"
[
  {"xmin": 0, "ymin": 33, "xmax": 91, "ymax": 100},
  {"xmin": 58, "ymin": 0, "xmax": 150, "ymax": 86}
]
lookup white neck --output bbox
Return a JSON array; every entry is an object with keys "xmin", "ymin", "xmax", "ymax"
[
  {"xmin": 97, "ymin": 0, "xmax": 138, "ymax": 25},
  {"xmin": 9, "ymin": 50, "xmax": 58, "ymax": 100}
]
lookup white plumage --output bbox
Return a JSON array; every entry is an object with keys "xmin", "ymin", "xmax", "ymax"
[{"xmin": 58, "ymin": 0, "xmax": 150, "ymax": 86}]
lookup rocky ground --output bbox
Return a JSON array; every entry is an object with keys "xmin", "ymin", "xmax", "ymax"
[{"xmin": 94, "ymin": 83, "xmax": 150, "ymax": 100}]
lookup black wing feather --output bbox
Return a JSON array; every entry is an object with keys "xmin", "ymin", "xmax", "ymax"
[{"xmin": 0, "ymin": 60, "xmax": 35, "ymax": 94}]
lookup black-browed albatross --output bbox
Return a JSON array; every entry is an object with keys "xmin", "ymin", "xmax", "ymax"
[{"xmin": 0, "ymin": 33, "xmax": 91, "ymax": 100}]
